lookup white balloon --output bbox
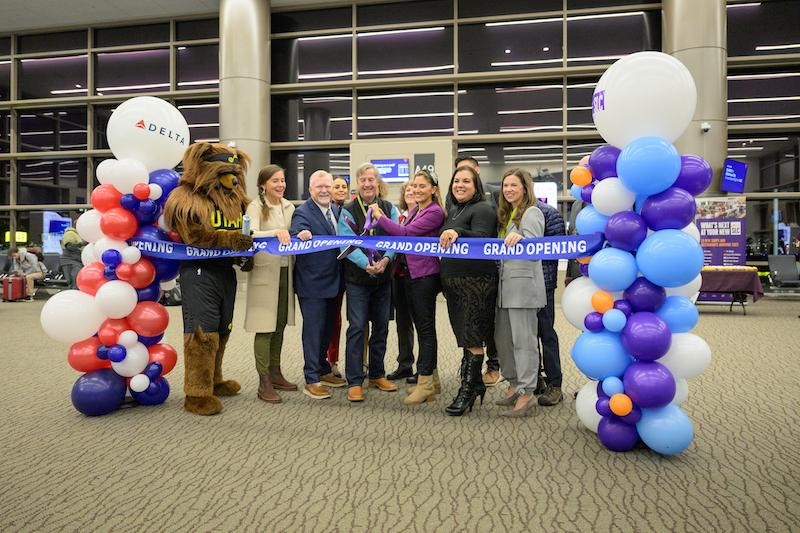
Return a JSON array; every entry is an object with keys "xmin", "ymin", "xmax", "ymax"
[
  {"xmin": 94, "ymin": 237, "xmax": 128, "ymax": 262},
  {"xmin": 591, "ymin": 177, "xmax": 636, "ymax": 216},
  {"xmin": 672, "ymin": 378, "xmax": 689, "ymax": 406},
  {"xmin": 40, "ymin": 290, "xmax": 105, "ymax": 344},
  {"xmin": 129, "ymin": 373, "xmax": 151, "ymax": 393},
  {"xmin": 592, "ymin": 51, "xmax": 697, "ymax": 148},
  {"xmin": 160, "ymin": 279, "xmax": 177, "ymax": 291},
  {"xmin": 95, "ymin": 280, "xmax": 138, "ymax": 319},
  {"xmin": 148, "ymin": 183, "xmax": 163, "ymax": 201},
  {"xmin": 659, "ymin": 333, "xmax": 711, "ymax": 380},
  {"xmin": 108, "ymin": 158, "xmax": 149, "ymax": 194},
  {"xmin": 96, "ymin": 158, "xmax": 119, "ymax": 185},
  {"xmin": 111, "ymin": 342, "xmax": 149, "ymax": 378},
  {"xmin": 157, "ymin": 213, "xmax": 171, "ymax": 231},
  {"xmin": 665, "ymin": 273, "xmax": 703, "ymax": 301},
  {"xmin": 118, "ymin": 330, "xmax": 139, "ymax": 349},
  {"xmin": 121, "ymin": 246, "xmax": 142, "ymax": 265},
  {"xmin": 81, "ymin": 242, "xmax": 98, "ymax": 266},
  {"xmin": 575, "ymin": 380, "xmax": 602, "ymax": 433},
  {"xmin": 76, "ymin": 209, "xmax": 104, "ymax": 243},
  {"xmin": 682, "ymin": 223, "xmax": 700, "ymax": 242},
  {"xmin": 106, "ymin": 96, "xmax": 190, "ymax": 171},
  {"xmin": 562, "ymin": 276, "xmax": 601, "ymax": 331}
]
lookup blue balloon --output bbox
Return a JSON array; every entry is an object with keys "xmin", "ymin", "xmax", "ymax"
[
  {"xmin": 572, "ymin": 331, "xmax": 633, "ymax": 380},
  {"xmin": 636, "ymin": 404, "xmax": 694, "ymax": 455},
  {"xmin": 144, "ymin": 362, "xmax": 164, "ymax": 380},
  {"xmin": 103, "ymin": 265, "xmax": 118, "ymax": 280},
  {"xmin": 575, "ymin": 205, "xmax": 609, "ymax": 235},
  {"xmin": 656, "ymin": 295, "xmax": 699, "ymax": 333},
  {"xmin": 120, "ymin": 193, "xmax": 140, "ymax": 211},
  {"xmin": 134, "ymin": 199, "xmax": 161, "ymax": 226},
  {"xmin": 570, "ymin": 184, "xmax": 583, "ymax": 200},
  {"xmin": 602, "ymin": 308, "xmax": 627, "ymax": 332},
  {"xmin": 96, "ymin": 344, "xmax": 109, "ymax": 360},
  {"xmin": 636, "ymin": 230, "xmax": 704, "ymax": 288},
  {"xmin": 71, "ymin": 369, "xmax": 126, "ymax": 416},
  {"xmin": 134, "ymin": 224, "xmax": 168, "ymax": 242},
  {"xmin": 101, "ymin": 249, "xmax": 122, "ymax": 268},
  {"xmin": 138, "ymin": 332, "xmax": 164, "ymax": 346},
  {"xmin": 136, "ymin": 281, "xmax": 161, "ymax": 302},
  {"xmin": 107, "ymin": 344, "xmax": 127, "ymax": 363},
  {"xmin": 149, "ymin": 169, "xmax": 180, "ymax": 199},
  {"xmin": 617, "ymin": 136, "xmax": 681, "ymax": 196},
  {"xmin": 588, "ymin": 247, "xmax": 638, "ymax": 292},
  {"xmin": 151, "ymin": 257, "xmax": 180, "ymax": 282},
  {"xmin": 131, "ymin": 377, "xmax": 170, "ymax": 406},
  {"xmin": 602, "ymin": 376, "xmax": 625, "ymax": 396},
  {"xmin": 634, "ymin": 194, "xmax": 648, "ymax": 214}
]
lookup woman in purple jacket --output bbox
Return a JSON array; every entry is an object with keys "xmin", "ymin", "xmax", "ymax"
[{"xmin": 370, "ymin": 169, "xmax": 446, "ymax": 405}]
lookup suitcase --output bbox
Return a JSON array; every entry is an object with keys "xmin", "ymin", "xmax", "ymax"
[{"xmin": 2, "ymin": 276, "xmax": 28, "ymax": 302}]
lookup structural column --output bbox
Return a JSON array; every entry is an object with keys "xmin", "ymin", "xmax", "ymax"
[
  {"xmin": 219, "ymin": 0, "xmax": 269, "ymax": 196},
  {"xmin": 662, "ymin": 0, "xmax": 727, "ymax": 194}
]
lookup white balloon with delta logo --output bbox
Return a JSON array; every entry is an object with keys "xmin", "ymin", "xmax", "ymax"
[{"xmin": 106, "ymin": 96, "xmax": 190, "ymax": 171}]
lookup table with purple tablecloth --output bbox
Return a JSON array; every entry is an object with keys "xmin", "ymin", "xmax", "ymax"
[{"xmin": 699, "ymin": 268, "xmax": 764, "ymax": 314}]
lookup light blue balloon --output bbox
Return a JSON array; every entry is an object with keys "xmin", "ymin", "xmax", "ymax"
[
  {"xmin": 617, "ymin": 136, "xmax": 681, "ymax": 196},
  {"xmin": 602, "ymin": 376, "xmax": 624, "ymax": 396},
  {"xmin": 634, "ymin": 194, "xmax": 648, "ymax": 214},
  {"xmin": 656, "ymin": 296, "xmax": 699, "ymax": 333},
  {"xmin": 636, "ymin": 404, "xmax": 694, "ymax": 455},
  {"xmin": 571, "ymin": 184, "xmax": 583, "ymax": 200},
  {"xmin": 602, "ymin": 308, "xmax": 627, "ymax": 332},
  {"xmin": 572, "ymin": 331, "xmax": 633, "ymax": 381},
  {"xmin": 637, "ymin": 229, "xmax": 704, "ymax": 288},
  {"xmin": 588, "ymin": 247, "xmax": 638, "ymax": 292},
  {"xmin": 575, "ymin": 205, "xmax": 609, "ymax": 235}
]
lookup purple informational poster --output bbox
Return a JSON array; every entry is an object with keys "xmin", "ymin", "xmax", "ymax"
[{"xmin": 695, "ymin": 197, "xmax": 747, "ymax": 301}]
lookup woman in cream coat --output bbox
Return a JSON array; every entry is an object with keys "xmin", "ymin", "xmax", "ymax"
[
  {"xmin": 494, "ymin": 168, "xmax": 546, "ymax": 417},
  {"xmin": 245, "ymin": 165, "xmax": 297, "ymax": 404}
]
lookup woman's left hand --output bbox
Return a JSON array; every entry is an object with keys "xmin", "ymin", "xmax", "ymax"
[
  {"xmin": 276, "ymin": 229, "xmax": 291, "ymax": 245},
  {"xmin": 369, "ymin": 203, "xmax": 384, "ymax": 220},
  {"xmin": 504, "ymin": 232, "xmax": 524, "ymax": 247}
]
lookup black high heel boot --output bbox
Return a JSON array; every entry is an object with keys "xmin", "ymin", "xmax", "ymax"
[{"xmin": 446, "ymin": 353, "xmax": 485, "ymax": 416}]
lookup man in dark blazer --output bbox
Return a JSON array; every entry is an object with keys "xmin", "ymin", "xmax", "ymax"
[{"xmin": 290, "ymin": 170, "xmax": 347, "ymax": 399}]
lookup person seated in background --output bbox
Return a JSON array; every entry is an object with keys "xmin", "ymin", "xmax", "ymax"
[
  {"xmin": 59, "ymin": 227, "xmax": 85, "ymax": 290},
  {"xmin": 326, "ymin": 175, "xmax": 350, "ymax": 378},
  {"xmin": 4, "ymin": 247, "xmax": 44, "ymax": 300}
]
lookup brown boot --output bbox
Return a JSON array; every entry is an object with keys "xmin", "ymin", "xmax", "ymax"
[
  {"xmin": 269, "ymin": 366, "xmax": 298, "ymax": 391},
  {"xmin": 403, "ymin": 375, "xmax": 437, "ymax": 405},
  {"xmin": 538, "ymin": 386, "xmax": 563, "ymax": 406},
  {"xmin": 183, "ymin": 327, "xmax": 222, "ymax": 415},
  {"xmin": 257, "ymin": 373, "xmax": 282, "ymax": 403},
  {"xmin": 184, "ymin": 395, "xmax": 223, "ymax": 415}
]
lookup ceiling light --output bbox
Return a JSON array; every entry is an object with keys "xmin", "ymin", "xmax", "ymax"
[
  {"xmin": 458, "ymin": 148, "xmax": 485, "ymax": 152},
  {"xmin": 359, "ymin": 127, "xmax": 454, "ymax": 136},
  {"xmin": 177, "ymin": 79, "xmax": 219, "ymax": 86},
  {"xmin": 728, "ymin": 96, "xmax": 800, "ymax": 103},
  {"xmin": 297, "ymin": 33, "xmax": 351, "ymax": 42},
  {"xmin": 498, "ymin": 107, "xmax": 562, "ymax": 115},
  {"xmin": 728, "ymin": 147, "xmax": 764, "ymax": 151},
  {"xmin": 187, "ymin": 123, "xmax": 220, "ymax": 128},
  {"xmin": 358, "ymin": 90, "xmax": 464, "ymax": 100},
  {"xmin": 486, "ymin": 17, "xmax": 562, "ymax": 27},
  {"xmin": 503, "ymin": 145, "xmax": 563, "ymax": 150},
  {"xmin": 358, "ymin": 112, "xmax": 472, "ymax": 120},
  {"xmin": 728, "ymin": 72, "xmax": 800, "ymax": 80},
  {"xmin": 727, "ymin": 137, "xmax": 789, "ymax": 143},
  {"xmin": 491, "ymin": 58, "xmax": 562, "ymax": 67},
  {"xmin": 358, "ymin": 65, "xmax": 454, "ymax": 76},
  {"xmin": 499, "ymin": 125, "xmax": 564, "ymax": 132},
  {"xmin": 567, "ymin": 11, "xmax": 644, "ymax": 22},
  {"xmin": 495, "ymin": 84, "xmax": 563, "ymax": 93},
  {"xmin": 504, "ymin": 49, "xmax": 511, "ymax": 54},
  {"xmin": 177, "ymin": 46, "xmax": 187, "ymax": 50},
  {"xmin": 358, "ymin": 27, "xmax": 445, "ymax": 38},
  {"xmin": 543, "ymin": 47, "xmax": 550, "ymax": 52},
  {"xmin": 727, "ymin": 2, "xmax": 761, "ymax": 7},
  {"xmin": 729, "ymin": 114, "xmax": 800, "ymax": 121},
  {"xmin": 297, "ymin": 71, "xmax": 352, "ymax": 80},
  {"xmin": 755, "ymin": 43, "xmax": 800, "ymax": 51},
  {"xmin": 50, "ymin": 88, "xmax": 88, "ymax": 95},
  {"xmin": 177, "ymin": 103, "xmax": 220, "ymax": 109},
  {"xmin": 96, "ymin": 82, "xmax": 170, "ymax": 92}
]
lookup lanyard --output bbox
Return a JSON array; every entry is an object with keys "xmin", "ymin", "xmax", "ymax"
[
  {"xmin": 499, "ymin": 207, "xmax": 517, "ymax": 239},
  {"xmin": 357, "ymin": 195, "xmax": 375, "ymax": 236}
]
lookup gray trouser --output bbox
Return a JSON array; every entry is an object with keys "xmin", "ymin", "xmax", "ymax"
[{"xmin": 494, "ymin": 307, "xmax": 540, "ymax": 394}]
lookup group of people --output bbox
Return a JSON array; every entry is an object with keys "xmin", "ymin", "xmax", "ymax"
[{"xmin": 242, "ymin": 156, "xmax": 565, "ymax": 417}]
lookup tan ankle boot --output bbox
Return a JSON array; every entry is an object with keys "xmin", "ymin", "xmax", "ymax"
[
  {"xmin": 403, "ymin": 374, "xmax": 437, "ymax": 405},
  {"xmin": 407, "ymin": 369, "xmax": 441, "ymax": 395},
  {"xmin": 257, "ymin": 373, "xmax": 282, "ymax": 403}
]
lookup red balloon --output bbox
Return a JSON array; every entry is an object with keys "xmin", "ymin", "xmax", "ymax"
[
  {"xmin": 148, "ymin": 343, "xmax": 178, "ymax": 375},
  {"xmin": 100, "ymin": 207, "xmax": 138, "ymax": 241},
  {"xmin": 76, "ymin": 262, "xmax": 108, "ymax": 296},
  {"xmin": 127, "ymin": 258, "xmax": 156, "ymax": 289},
  {"xmin": 166, "ymin": 230, "xmax": 182, "ymax": 243},
  {"xmin": 91, "ymin": 184, "xmax": 123, "ymax": 212},
  {"xmin": 97, "ymin": 317, "xmax": 131, "ymax": 346},
  {"xmin": 68, "ymin": 337, "xmax": 111, "ymax": 372},
  {"xmin": 127, "ymin": 302, "xmax": 169, "ymax": 337},
  {"xmin": 115, "ymin": 263, "xmax": 133, "ymax": 281},
  {"xmin": 133, "ymin": 183, "xmax": 151, "ymax": 201}
]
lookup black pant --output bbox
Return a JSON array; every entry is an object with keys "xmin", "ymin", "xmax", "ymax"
[
  {"xmin": 392, "ymin": 276, "xmax": 415, "ymax": 372},
  {"xmin": 403, "ymin": 274, "xmax": 441, "ymax": 376},
  {"xmin": 484, "ymin": 336, "xmax": 500, "ymax": 372},
  {"xmin": 537, "ymin": 289, "xmax": 562, "ymax": 387}
]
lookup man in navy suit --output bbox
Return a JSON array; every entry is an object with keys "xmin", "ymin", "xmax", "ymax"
[{"xmin": 290, "ymin": 170, "xmax": 347, "ymax": 399}]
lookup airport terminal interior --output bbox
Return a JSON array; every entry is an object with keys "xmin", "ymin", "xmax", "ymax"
[{"xmin": 1, "ymin": 0, "xmax": 799, "ymax": 531}]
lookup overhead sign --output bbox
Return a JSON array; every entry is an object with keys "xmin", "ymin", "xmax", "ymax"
[
  {"xmin": 721, "ymin": 159, "xmax": 747, "ymax": 194},
  {"xmin": 371, "ymin": 158, "xmax": 410, "ymax": 183}
]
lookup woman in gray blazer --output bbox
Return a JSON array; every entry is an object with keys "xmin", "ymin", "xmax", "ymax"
[{"xmin": 494, "ymin": 168, "xmax": 547, "ymax": 417}]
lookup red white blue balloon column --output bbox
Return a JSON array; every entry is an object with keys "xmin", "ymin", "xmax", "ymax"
[
  {"xmin": 40, "ymin": 96, "xmax": 187, "ymax": 416},
  {"xmin": 565, "ymin": 52, "xmax": 712, "ymax": 455}
]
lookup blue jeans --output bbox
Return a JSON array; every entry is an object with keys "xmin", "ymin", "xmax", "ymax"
[
  {"xmin": 298, "ymin": 296, "xmax": 337, "ymax": 384},
  {"xmin": 345, "ymin": 282, "xmax": 391, "ymax": 387}
]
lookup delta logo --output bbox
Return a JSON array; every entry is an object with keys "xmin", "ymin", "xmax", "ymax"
[{"xmin": 134, "ymin": 119, "xmax": 187, "ymax": 145}]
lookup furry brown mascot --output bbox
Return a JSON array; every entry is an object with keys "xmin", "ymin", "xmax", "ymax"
[{"xmin": 164, "ymin": 142, "xmax": 254, "ymax": 415}]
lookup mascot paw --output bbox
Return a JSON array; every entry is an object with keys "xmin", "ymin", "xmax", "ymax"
[
  {"xmin": 229, "ymin": 232, "xmax": 254, "ymax": 252},
  {"xmin": 214, "ymin": 380, "xmax": 241, "ymax": 396},
  {"xmin": 185, "ymin": 395, "xmax": 224, "ymax": 415}
]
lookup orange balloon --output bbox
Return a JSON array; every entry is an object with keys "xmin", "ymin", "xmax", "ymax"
[
  {"xmin": 591, "ymin": 291, "xmax": 614, "ymax": 313},
  {"xmin": 576, "ymin": 255, "xmax": 592, "ymax": 265},
  {"xmin": 609, "ymin": 393, "xmax": 633, "ymax": 416},
  {"xmin": 570, "ymin": 166, "xmax": 593, "ymax": 187}
]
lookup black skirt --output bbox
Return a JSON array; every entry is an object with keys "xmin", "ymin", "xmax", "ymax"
[{"xmin": 441, "ymin": 274, "xmax": 498, "ymax": 348}]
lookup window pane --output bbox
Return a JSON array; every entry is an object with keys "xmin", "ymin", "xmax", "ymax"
[
  {"xmin": 17, "ymin": 158, "xmax": 87, "ymax": 205},
  {"xmin": 272, "ymin": 149, "xmax": 351, "ymax": 200},
  {"xmin": 0, "ymin": 60, "xmax": 9, "ymax": 100},
  {"xmin": 272, "ymin": 93, "xmax": 352, "ymax": 142},
  {"xmin": 94, "ymin": 23, "xmax": 169, "ymax": 48},
  {"xmin": 567, "ymin": 139, "xmax": 605, "ymax": 168},
  {"xmin": 728, "ymin": 69, "xmax": 800, "ymax": 125},
  {"xmin": 567, "ymin": 78, "xmax": 598, "ymax": 131},
  {"xmin": 18, "ymin": 30, "xmax": 86, "ymax": 53},
  {"xmin": 358, "ymin": 26, "xmax": 453, "ymax": 79},
  {"xmin": 176, "ymin": 18, "xmax": 219, "ymax": 41},
  {"xmin": 460, "ymin": 82, "xmax": 563, "ymax": 135},
  {"xmin": 728, "ymin": 0, "xmax": 800, "ymax": 57},
  {"xmin": 176, "ymin": 100, "xmax": 220, "ymax": 143},
  {"xmin": 567, "ymin": 10, "xmax": 660, "ymax": 66},
  {"xmin": 19, "ymin": 55, "xmax": 87, "ymax": 99},
  {"xmin": 177, "ymin": 44, "xmax": 219, "ymax": 90},
  {"xmin": 271, "ymin": 36, "xmax": 352, "ymax": 84},
  {"xmin": 95, "ymin": 49, "xmax": 170, "ymax": 95},
  {"xmin": 272, "ymin": 7, "xmax": 352, "ymax": 33},
  {"xmin": 0, "ymin": 37, "xmax": 10, "ymax": 55},
  {"xmin": 358, "ymin": 0, "xmax": 452, "ymax": 26},
  {"xmin": 746, "ymin": 199, "xmax": 800, "ymax": 259},
  {"xmin": 457, "ymin": 142, "xmax": 565, "ymax": 192},
  {"xmin": 18, "ymin": 107, "xmax": 87, "ymax": 152},
  {"xmin": 568, "ymin": 0, "xmax": 654, "ymax": 8},
  {"xmin": 729, "ymin": 135, "xmax": 800, "ymax": 193},
  {"xmin": 0, "ymin": 111, "xmax": 9, "ymax": 153},
  {"xmin": 0, "ymin": 161, "xmax": 9, "ymax": 205},
  {"xmin": 459, "ymin": 19, "xmax": 563, "ymax": 73},
  {"xmin": 357, "ymin": 87, "xmax": 454, "ymax": 138},
  {"xmin": 93, "ymin": 105, "xmax": 114, "ymax": 150},
  {"xmin": 458, "ymin": 0, "xmax": 561, "ymax": 18}
]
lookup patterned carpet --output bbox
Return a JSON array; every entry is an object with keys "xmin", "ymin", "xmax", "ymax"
[{"xmin": 1, "ymin": 287, "xmax": 799, "ymax": 532}]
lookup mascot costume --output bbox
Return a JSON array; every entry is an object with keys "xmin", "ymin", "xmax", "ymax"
[{"xmin": 164, "ymin": 142, "xmax": 254, "ymax": 415}]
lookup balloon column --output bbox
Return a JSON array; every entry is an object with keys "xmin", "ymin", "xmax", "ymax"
[
  {"xmin": 565, "ymin": 52, "xmax": 712, "ymax": 455},
  {"xmin": 41, "ymin": 96, "xmax": 187, "ymax": 416}
]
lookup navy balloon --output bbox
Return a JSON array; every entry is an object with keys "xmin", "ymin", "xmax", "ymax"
[
  {"xmin": 134, "ymin": 199, "xmax": 161, "ymax": 226},
  {"xmin": 71, "ymin": 368, "xmax": 126, "ymax": 416},
  {"xmin": 101, "ymin": 249, "xmax": 122, "ymax": 267},
  {"xmin": 96, "ymin": 344, "xmax": 109, "ymax": 360},
  {"xmin": 134, "ymin": 224, "xmax": 168, "ymax": 242},
  {"xmin": 152, "ymin": 257, "xmax": 180, "ymax": 282},
  {"xmin": 149, "ymin": 169, "xmax": 180, "ymax": 201},
  {"xmin": 136, "ymin": 281, "xmax": 161, "ymax": 302},
  {"xmin": 103, "ymin": 265, "xmax": 118, "ymax": 280},
  {"xmin": 144, "ymin": 361, "xmax": 164, "ymax": 380},
  {"xmin": 131, "ymin": 377, "xmax": 170, "ymax": 406},
  {"xmin": 120, "ymin": 193, "xmax": 140, "ymax": 211},
  {"xmin": 107, "ymin": 344, "xmax": 127, "ymax": 363},
  {"xmin": 138, "ymin": 332, "xmax": 164, "ymax": 346}
]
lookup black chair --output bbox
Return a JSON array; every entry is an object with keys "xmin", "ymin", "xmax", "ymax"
[{"xmin": 768, "ymin": 255, "xmax": 800, "ymax": 288}]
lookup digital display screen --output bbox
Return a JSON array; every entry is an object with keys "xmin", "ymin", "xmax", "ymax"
[
  {"xmin": 721, "ymin": 159, "xmax": 748, "ymax": 194},
  {"xmin": 371, "ymin": 158, "xmax": 410, "ymax": 183}
]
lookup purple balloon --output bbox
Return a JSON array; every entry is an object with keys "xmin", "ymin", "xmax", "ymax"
[
  {"xmin": 605, "ymin": 211, "xmax": 648, "ymax": 252},
  {"xmin": 589, "ymin": 145, "xmax": 621, "ymax": 181},
  {"xmin": 623, "ymin": 278, "xmax": 667, "ymax": 313},
  {"xmin": 641, "ymin": 187, "xmax": 697, "ymax": 231},
  {"xmin": 136, "ymin": 281, "xmax": 161, "ymax": 302},
  {"xmin": 613, "ymin": 299, "xmax": 633, "ymax": 317},
  {"xmin": 621, "ymin": 312, "xmax": 672, "ymax": 361},
  {"xmin": 623, "ymin": 361, "xmax": 676, "ymax": 408},
  {"xmin": 579, "ymin": 263, "xmax": 590, "ymax": 277},
  {"xmin": 584, "ymin": 312, "xmax": 605, "ymax": 332},
  {"xmin": 597, "ymin": 381, "xmax": 608, "ymax": 399},
  {"xmin": 673, "ymin": 155, "xmax": 712, "ymax": 196},
  {"xmin": 581, "ymin": 183, "xmax": 595, "ymax": 203},
  {"xmin": 596, "ymin": 397, "xmax": 613, "ymax": 417},
  {"xmin": 598, "ymin": 416, "xmax": 640, "ymax": 452},
  {"xmin": 620, "ymin": 405, "xmax": 642, "ymax": 425}
]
